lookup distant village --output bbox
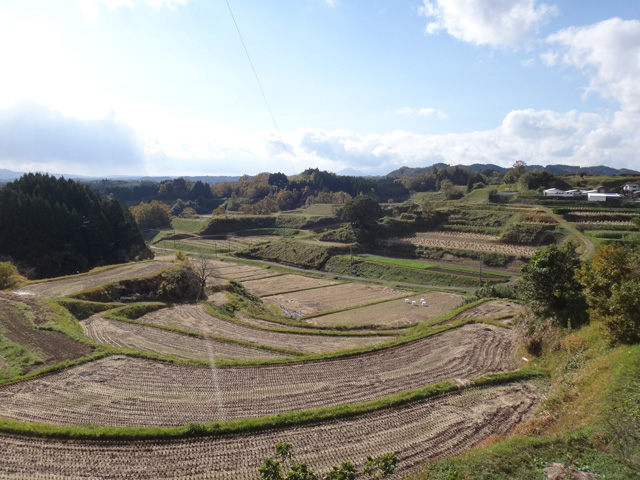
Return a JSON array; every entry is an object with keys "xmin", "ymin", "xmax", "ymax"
[{"xmin": 543, "ymin": 182, "xmax": 640, "ymax": 202}]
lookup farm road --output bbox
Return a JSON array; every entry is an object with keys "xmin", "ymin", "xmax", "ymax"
[
  {"xmin": 540, "ymin": 206, "xmax": 595, "ymax": 260},
  {"xmin": 0, "ymin": 323, "xmax": 517, "ymax": 427},
  {"xmin": 0, "ymin": 382, "xmax": 539, "ymax": 480}
]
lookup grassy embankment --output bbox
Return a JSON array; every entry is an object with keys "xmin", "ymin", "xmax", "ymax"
[{"xmin": 414, "ymin": 321, "xmax": 640, "ymax": 480}]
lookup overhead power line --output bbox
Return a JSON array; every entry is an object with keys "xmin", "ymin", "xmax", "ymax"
[{"xmin": 224, "ymin": 0, "xmax": 296, "ymax": 175}]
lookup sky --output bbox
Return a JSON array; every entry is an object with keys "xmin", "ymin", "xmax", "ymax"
[{"xmin": 0, "ymin": 0, "xmax": 639, "ymax": 177}]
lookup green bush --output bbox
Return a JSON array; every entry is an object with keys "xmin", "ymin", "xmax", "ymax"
[
  {"xmin": 160, "ymin": 265, "xmax": 201, "ymax": 302},
  {"xmin": 0, "ymin": 261, "xmax": 20, "ymax": 290}
]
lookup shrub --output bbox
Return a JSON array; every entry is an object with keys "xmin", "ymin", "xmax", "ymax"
[
  {"xmin": 0, "ymin": 261, "xmax": 20, "ymax": 289},
  {"xmin": 159, "ymin": 265, "xmax": 201, "ymax": 302}
]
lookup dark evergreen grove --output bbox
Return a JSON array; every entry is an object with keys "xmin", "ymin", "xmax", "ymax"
[{"xmin": 0, "ymin": 173, "xmax": 152, "ymax": 279}]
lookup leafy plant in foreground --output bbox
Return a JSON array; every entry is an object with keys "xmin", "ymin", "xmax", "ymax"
[{"xmin": 259, "ymin": 442, "xmax": 398, "ymax": 480}]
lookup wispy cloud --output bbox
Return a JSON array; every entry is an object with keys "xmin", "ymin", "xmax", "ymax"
[
  {"xmin": 396, "ymin": 107, "xmax": 448, "ymax": 119},
  {"xmin": 419, "ymin": 0, "xmax": 557, "ymax": 48}
]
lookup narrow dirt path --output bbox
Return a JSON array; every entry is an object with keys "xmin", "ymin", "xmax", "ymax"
[{"xmin": 540, "ymin": 206, "xmax": 595, "ymax": 260}]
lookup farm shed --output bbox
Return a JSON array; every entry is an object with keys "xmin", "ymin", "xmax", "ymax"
[
  {"xmin": 543, "ymin": 188, "xmax": 583, "ymax": 197},
  {"xmin": 623, "ymin": 183, "xmax": 640, "ymax": 192},
  {"xmin": 587, "ymin": 193, "xmax": 622, "ymax": 202}
]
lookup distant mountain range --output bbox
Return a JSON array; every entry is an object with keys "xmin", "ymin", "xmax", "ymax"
[
  {"xmin": 0, "ymin": 169, "xmax": 240, "ymax": 184},
  {"xmin": 1, "ymin": 163, "xmax": 638, "ymax": 184},
  {"xmin": 385, "ymin": 163, "xmax": 639, "ymax": 178}
]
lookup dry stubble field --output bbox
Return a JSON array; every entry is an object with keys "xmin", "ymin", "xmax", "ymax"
[
  {"xmin": 0, "ymin": 382, "xmax": 538, "ymax": 479},
  {"xmin": 136, "ymin": 304, "xmax": 396, "ymax": 354},
  {"xmin": 242, "ymin": 273, "xmax": 339, "ymax": 296},
  {"xmin": 392, "ymin": 233, "xmax": 538, "ymax": 257},
  {"xmin": 264, "ymin": 283, "xmax": 410, "ymax": 317},
  {"xmin": 307, "ymin": 291, "xmax": 464, "ymax": 327},
  {"xmin": 0, "ymin": 323, "xmax": 516, "ymax": 426},
  {"xmin": 81, "ymin": 315, "xmax": 287, "ymax": 360},
  {"xmin": 12, "ymin": 261, "xmax": 171, "ymax": 298},
  {"xmin": 445, "ymin": 300, "xmax": 525, "ymax": 325}
]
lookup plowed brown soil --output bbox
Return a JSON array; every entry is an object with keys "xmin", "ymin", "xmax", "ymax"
[
  {"xmin": 0, "ymin": 382, "xmax": 539, "ymax": 479},
  {"xmin": 136, "ymin": 304, "xmax": 396, "ymax": 354},
  {"xmin": 0, "ymin": 295, "xmax": 92, "ymax": 375},
  {"xmin": 0, "ymin": 323, "xmax": 516, "ymax": 427}
]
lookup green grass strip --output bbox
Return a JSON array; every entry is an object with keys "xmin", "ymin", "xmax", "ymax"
[{"xmin": 0, "ymin": 367, "xmax": 546, "ymax": 440}]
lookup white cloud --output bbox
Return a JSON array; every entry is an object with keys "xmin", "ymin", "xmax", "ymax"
[
  {"xmin": 419, "ymin": 0, "xmax": 557, "ymax": 48},
  {"xmin": 2, "ymin": 104, "xmax": 638, "ymax": 176},
  {"xmin": 545, "ymin": 18, "xmax": 640, "ymax": 130},
  {"xmin": 281, "ymin": 107, "xmax": 638, "ymax": 173},
  {"xmin": 396, "ymin": 107, "xmax": 448, "ymax": 119}
]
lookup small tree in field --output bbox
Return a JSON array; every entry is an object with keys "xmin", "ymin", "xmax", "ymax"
[
  {"xmin": 193, "ymin": 253, "xmax": 214, "ymax": 299},
  {"xmin": 258, "ymin": 442, "xmax": 397, "ymax": 480}
]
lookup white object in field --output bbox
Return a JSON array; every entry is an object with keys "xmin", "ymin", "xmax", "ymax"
[
  {"xmin": 420, "ymin": 298, "xmax": 425, "ymax": 303},
  {"xmin": 405, "ymin": 298, "xmax": 410, "ymax": 303},
  {"xmin": 422, "ymin": 302, "xmax": 427, "ymax": 306},
  {"xmin": 412, "ymin": 301, "xmax": 417, "ymax": 306},
  {"xmin": 522, "ymin": 357, "xmax": 529, "ymax": 362}
]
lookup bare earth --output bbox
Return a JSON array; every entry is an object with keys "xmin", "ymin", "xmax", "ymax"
[
  {"xmin": 242, "ymin": 274, "xmax": 339, "ymax": 296},
  {"xmin": 13, "ymin": 261, "xmax": 171, "ymax": 298},
  {"xmin": 0, "ymin": 382, "xmax": 539, "ymax": 480},
  {"xmin": 0, "ymin": 323, "xmax": 516, "ymax": 427},
  {"xmin": 136, "ymin": 304, "xmax": 396, "ymax": 354},
  {"xmin": 81, "ymin": 315, "xmax": 286, "ymax": 360},
  {"xmin": 264, "ymin": 284, "xmax": 410, "ymax": 317},
  {"xmin": 308, "ymin": 291, "xmax": 463, "ymax": 327}
]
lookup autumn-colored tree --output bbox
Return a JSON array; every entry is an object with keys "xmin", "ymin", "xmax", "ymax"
[
  {"xmin": 130, "ymin": 201, "xmax": 172, "ymax": 230},
  {"xmin": 578, "ymin": 244, "xmax": 640, "ymax": 343}
]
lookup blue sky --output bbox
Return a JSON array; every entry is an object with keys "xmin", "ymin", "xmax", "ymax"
[{"xmin": 0, "ymin": 0, "xmax": 639, "ymax": 176}]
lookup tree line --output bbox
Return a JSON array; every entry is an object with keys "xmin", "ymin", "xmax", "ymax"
[{"xmin": 0, "ymin": 173, "xmax": 151, "ymax": 279}]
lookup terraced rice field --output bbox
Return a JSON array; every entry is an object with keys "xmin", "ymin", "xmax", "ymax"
[
  {"xmin": 197, "ymin": 259, "xmax": 278, "ymax": 281},
  {"xmin": 264, "ymin": 284, "xmax": 410, "ymax": 317},
  {"xmin": 394, "ymin": 234, "xmax": 538, "ymax": 257},
  {"xmin": 307, "ymin": 291, "xmax": 463, "ymax": 328},
  {"xmin": 447, "ymin": 300, "xmax": 525, "ymax": 324},
  {"xmin": 81, "ymin": 316, "xmax": 286, "ymax": 360},
  {"xmin": 12, "ymin": 261, "xmax": 171, "ymax": 298},
  {"xmin": 242, "ymin": 274, "xmax": 339, "ymax": 296},
  {"xmin": 0, "ymin": 382, "xmax": 538, "ymax": 479},
  {"xmin": 136, "ymin": 304, "xmax": 396, "ymax": 354},
  {"xmin": 0, "ymin": 323, "xmax": 516, "ymax": 427}
]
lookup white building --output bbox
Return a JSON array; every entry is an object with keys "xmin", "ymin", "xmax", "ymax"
[
  {"xmin": 623, "ymin": 183, "xmax": 640, "ymax": 192},
  {"xmin": 543, "ymin": 188, "xmax": 584, "ymax": 197},
  {"xmin": 587, "ymin": 193, "xmax": 622, "ymax": 202}
]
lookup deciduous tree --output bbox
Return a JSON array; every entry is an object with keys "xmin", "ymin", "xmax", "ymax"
[
  {"xmin": 578, "ymin": 244, "xmax": 640, "ymax": 343},
  {"xmin": 518, "ymin": 242, "xmax": 587, "ymax": 326}
]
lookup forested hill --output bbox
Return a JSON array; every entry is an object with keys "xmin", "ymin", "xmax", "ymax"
[{"xmin": 0, "ymin": 173, "xmax": 152, "ymax": 279}]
